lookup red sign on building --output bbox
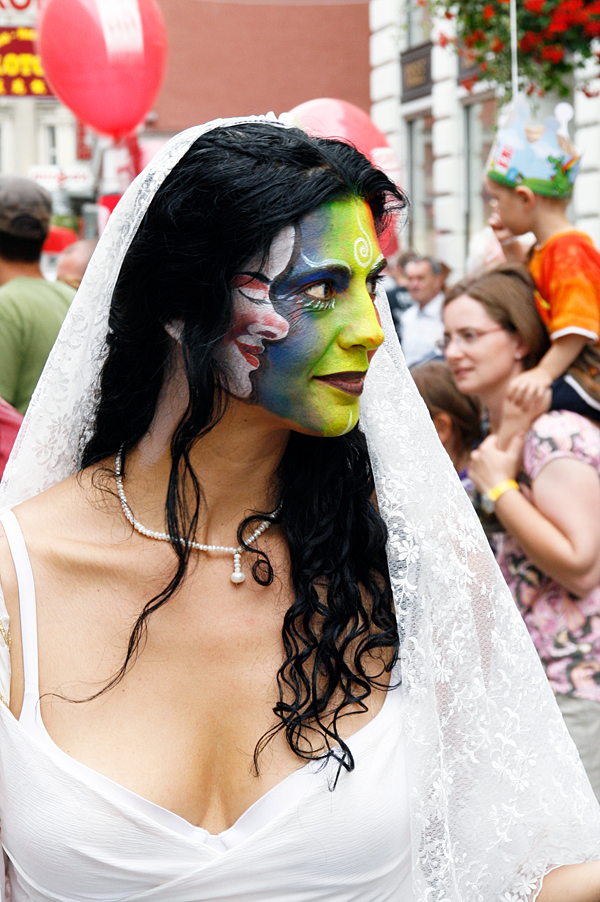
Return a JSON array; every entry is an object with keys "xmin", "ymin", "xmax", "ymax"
[
  {"xmin": 0, "ymin": 1, "xmax": 37, "ymax": 12},
  {"xmin": 76, "ymin": 120, "xmax": 93, "ymax": 161},
  {"xmin": 0, "ymin": 27, "xmax": 52, "ymax": 96}
]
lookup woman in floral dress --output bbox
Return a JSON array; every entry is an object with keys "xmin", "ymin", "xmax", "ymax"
[{"xmin": 442, "ymin": 262, "xmax": 600, "ymax": 800}]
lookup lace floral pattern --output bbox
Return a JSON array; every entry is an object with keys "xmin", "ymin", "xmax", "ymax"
[
  {"xmin": 0, "ymin": 118, "xmax": 599, "ymax": 900},
  {"xmin": 363, "ymin": 326, "xmax": 600, "ymax": 900}
]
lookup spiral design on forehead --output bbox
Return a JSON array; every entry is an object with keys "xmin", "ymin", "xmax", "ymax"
[{"xmin": 354, "ymin": 209, "xmax": 374, "ymax": 268}]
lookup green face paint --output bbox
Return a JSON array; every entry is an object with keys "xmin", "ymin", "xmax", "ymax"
[{"xmin": 251, "ymin": 197, "xmax": 386, "ymax": 436}]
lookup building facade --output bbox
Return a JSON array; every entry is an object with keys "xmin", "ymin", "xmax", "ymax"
[
  {"xmin": 370, "ymin": 0, "xmax": 600, "ymax": 278},
  {"xmin": 1, "ymin": 0, "xmax": 371, "ymax": 227}
]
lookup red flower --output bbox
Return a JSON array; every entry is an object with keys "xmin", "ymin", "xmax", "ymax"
[
  {"xmin": 541, "ymin": 44, "xmax": 564, "ymax": 63},
  {"xmin": 464, "ymin": 28, "xmax": 486, "ymax": 47},
  {"xmin": 524, "ymin": 0, "xmax": 545, "ymax": 10},
  {"xmin": 461, "ymin": 76, "xmax": 478, "ymax": 92},
  {"xmin": 548, "ymin": 10, "xmax": 569, "ymax": 33},
  {"xmin": 483, "ymin": 4, "xmax": 495, "ymax": 19},
  {"xmin": 490, "ymin": 36, "xmax": 505, "ymax": 52},
  {"xmin": 519, "ymin": 30, "xmax": 543, "ymax": 51},
  {"xmin": 444, "ymin": 10, "xmax": 454, "ymax": 18},
  {"xmin": 553, "ymin": 0, "xmax": 587, "ymax": 24},
  {"xmin": 439, "ymin": 31, "xmax": 450, "ymax": 47}
]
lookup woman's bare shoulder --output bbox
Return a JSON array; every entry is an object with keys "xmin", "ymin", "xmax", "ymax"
[{"xmin": 5, "ymin": 464, "xmax": 120, "ymax": 552}]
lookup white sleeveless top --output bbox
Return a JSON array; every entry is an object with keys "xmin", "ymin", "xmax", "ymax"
[{"xmin": 0, "ymin": 509, "xmax": 413, "ymax": 902}]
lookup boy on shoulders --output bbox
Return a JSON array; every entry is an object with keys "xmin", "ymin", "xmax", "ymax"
[{"xmin": 485, "ymin": 99, "xmax": 600, "ymax": 443}]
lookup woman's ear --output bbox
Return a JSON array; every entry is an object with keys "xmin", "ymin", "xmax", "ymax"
[
  {"xmin": 514, "ymin": 336, "xmax": 530, "ymax": 362},
  {"xmin": 164, "ymin": 320, "xmax": 184, "ymax": 342},
  {"xmin": 432, "ymin": 412, "xmax": 454, "ymax": 447}
]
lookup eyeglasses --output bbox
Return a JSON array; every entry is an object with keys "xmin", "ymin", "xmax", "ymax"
[{"xmin": 435, "ymin": 326, "xmax": 505, "ymax": 354}]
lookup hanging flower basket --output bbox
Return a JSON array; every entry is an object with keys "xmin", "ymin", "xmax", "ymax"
[{"xmin": 428, "ymin": 0, "xmax": 600, "ymax": 97}]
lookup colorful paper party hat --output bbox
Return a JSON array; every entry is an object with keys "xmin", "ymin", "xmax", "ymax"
[{"xmin": 486, "ymin": 97, "xmax": 581, "ymax": 199}]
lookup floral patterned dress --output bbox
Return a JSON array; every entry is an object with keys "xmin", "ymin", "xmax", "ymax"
[{"xmin": 495, "ymin": 410, "xmax": 600, "ymax": 703}]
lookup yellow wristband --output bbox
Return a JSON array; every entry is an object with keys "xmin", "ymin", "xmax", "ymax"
[{"xmin": 486, "ymin": 479, "xmax": 520, "ymax": 503}]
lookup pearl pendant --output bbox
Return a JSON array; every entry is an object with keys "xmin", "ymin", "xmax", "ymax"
[
  {"xmin": 231, "ymin": 552, "xmax": 245, "ymax": 585},
  {"xmin": 115, "ymin": 448, "xmax": 281, "ymax": 590}
]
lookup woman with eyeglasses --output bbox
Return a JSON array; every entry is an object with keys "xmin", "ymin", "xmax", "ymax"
[{"xmin": 442, "ymin": 262, "xmax": 600, "ymax": 802}]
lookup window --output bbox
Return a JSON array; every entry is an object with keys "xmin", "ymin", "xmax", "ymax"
[
  {"xmin": 407, "ymin": 113, "xmax": 434, "ymax": 256},
  {"xmin": 464, "ymin": 97, "xmax": 497, "ymax": 246},
  {"xmin": 46, "ymin": 124, "xmax": 57, "ymax": 165},
  {"xmin": 406, "ymin": 0, "xmax": 432, "ymax": 47}
]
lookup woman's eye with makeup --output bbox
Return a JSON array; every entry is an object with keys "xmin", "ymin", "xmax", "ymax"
[
  {"xmin": 239, "ymin": 287, "xmax": 270, "ymax": 304},
  {"xmin": 298, "ymin": 281, "xmax": 337, "ymax": 311},
  {"xmin": 366, "ymin": 273, "xmax": 384, "ymax": 298},
  {"xmin": 233, "ymin": 274, "xmax": 270, "ymax": 305},
  {"xmin": 304, "ymin": 282, "xmax": 335, "ymax": 301}
]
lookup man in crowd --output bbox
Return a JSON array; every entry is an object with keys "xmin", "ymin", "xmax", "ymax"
[
  {"xmin": 0, "ymin": 176, "xmax": 76, "ymax": 414},
  {"xmin": 384, "ymin": 250, "xmax": 418, "ymax": 342},
  {"xmin": 400, "ymin": 255, "xmax": 446, "ymax": 367}
]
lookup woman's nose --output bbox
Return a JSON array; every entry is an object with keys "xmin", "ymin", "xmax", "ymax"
[
  {"xmin": 249, "ymin": 310, "xmax": 290, "ymax": 341},
  {"xmin": 338, "ymin": 291, "xmax": 385, "ymax": 351},
  {"xmin": 443, "ymin": 336, "xmax": 463, "ymax": 360}
]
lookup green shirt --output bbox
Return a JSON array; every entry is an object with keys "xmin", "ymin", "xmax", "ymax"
[{"xmin": 0, "ymin": 277, "xmax": 76, "ymax": 414}]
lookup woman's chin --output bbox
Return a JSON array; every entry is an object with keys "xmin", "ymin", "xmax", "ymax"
[
  {"xmin": 286, "ymin": 403, "xmax": 360, "ymax": 438},
  {"xmin": 322, "ymin": 403, "xmax": 360, "ymax": 437},
  {"xmin": 452, "ymin": 373, "xmax": 478, "ymax": 395}
]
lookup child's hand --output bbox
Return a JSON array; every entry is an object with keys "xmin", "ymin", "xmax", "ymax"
[
  {"xmin": 507, "ymin": 368, "xmax": 553, "ymax": 411},
  {"xmin": 468, "ymin": 432, "xmax": 524, "ymax": 496},
  {"xmin": 488, "ymin": 211, "xmax": 527, "ymax": 263}
]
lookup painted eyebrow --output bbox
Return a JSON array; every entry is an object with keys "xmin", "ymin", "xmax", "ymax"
[
  {"xmin": 368, "ymin": 257, "xmax": 387, "ymax": 278},
  {"xmin": 276, "ymin": 256, "xmax": 387, "ymax": 290},
  {"xmin": 290, "ymin": 262, "xmax": 353, "ymax": 280},
  {"xmin": 237, "ymin": 270, "xmax": 270, "ymax": 284}
]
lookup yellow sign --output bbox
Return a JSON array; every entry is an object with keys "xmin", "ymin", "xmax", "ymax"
[{"xmin": 0, "ymin": 27, "xmax": 52, "ymax": 97}]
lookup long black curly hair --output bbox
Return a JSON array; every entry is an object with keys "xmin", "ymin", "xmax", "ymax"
[{"xmin": 81, "ymin": 121, "xmax": 408, "ymax": 775}]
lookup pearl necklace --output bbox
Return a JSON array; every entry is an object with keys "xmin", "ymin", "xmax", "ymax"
[{"xmin": 115, "ymin": 448, "xmax": 281, "ymax": 586}]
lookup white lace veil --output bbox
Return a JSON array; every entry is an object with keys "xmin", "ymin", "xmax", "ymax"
[{"xmin": 1, "ymin": 116, "xmax": 599, "ymax": 900}]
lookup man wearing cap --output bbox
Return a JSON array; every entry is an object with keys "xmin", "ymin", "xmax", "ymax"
[{"xmin": 0, "ymin": 175, "xmax": 75, "ymax": 414}]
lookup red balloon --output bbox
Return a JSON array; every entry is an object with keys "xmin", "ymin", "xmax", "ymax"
[
  {"xmin": 38, "ymin": 0, "xmax": 168, "ymax": 139},
  {"xmin": 288, "ymin": 98, "xmax": 402, "ymax": 255}
]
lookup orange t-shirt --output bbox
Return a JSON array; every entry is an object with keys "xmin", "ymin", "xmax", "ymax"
[{"xmin": 529, "ymin": 230, "xmax": 600, "ymax": 344}]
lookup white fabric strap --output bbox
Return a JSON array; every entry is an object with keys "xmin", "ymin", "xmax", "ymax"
[
  {"xmin": 0, "ymin": 511, "xmax": 38, "ymax": 704},
  {"xmin": 0, "ymin": 592, "xmax": 9, "ymax": 709}
]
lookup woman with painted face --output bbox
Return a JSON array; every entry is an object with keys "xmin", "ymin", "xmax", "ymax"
[
  {"xmin": 0, "ymin": 121, "xmax": 597, "ymax": 902},
  {"xmin": 443, "ymin": 263, "xmax": 600, "ymax": 806}
]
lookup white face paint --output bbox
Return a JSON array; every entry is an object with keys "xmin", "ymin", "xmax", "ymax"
[{"xmin": 215, "ymin": 226, "xmax": 294, "ymax": 398}]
